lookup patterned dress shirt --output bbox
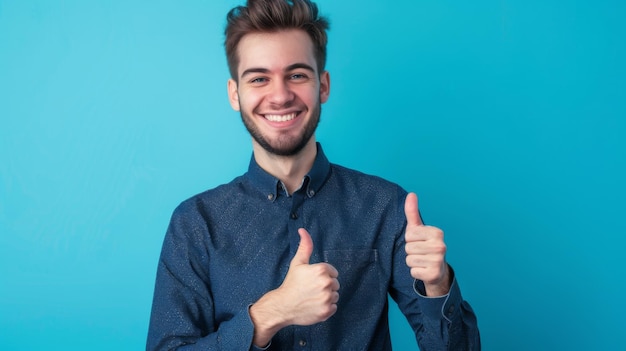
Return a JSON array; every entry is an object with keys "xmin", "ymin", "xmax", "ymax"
[{"xmin": 147, "ymin": 143, "xmax": 480, "ymax": 350}]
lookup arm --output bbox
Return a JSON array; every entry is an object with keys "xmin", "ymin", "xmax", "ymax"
[
  {"xmin": 391, "ymin": 192, "xmax": 480, "ymax": 350},
  {"xmin": 249, "ymin": 228, "xmax": 340, "ymax": 347},
  {"xmin": 146, "ymin": 209, "xmax": 258, "ymax": 351},
  {"xmin": 147, "ymin": 210, "xmax": 338, "ymax": 350},
  {"xmin": 410, "ymin": 269, "xmax": 481, "ymax": 351}
]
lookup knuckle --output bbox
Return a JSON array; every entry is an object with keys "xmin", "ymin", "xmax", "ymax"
[
  {"xmin": 312, "ymin": 264, "xmax": 327, "ymax": 275},
  {"xmin": 405, "ymin": 231, "xmax": 416, "ymax": 241},
  {"xmin": 410, "ymin": 267, "xmax": 421, "ymax": 279},
  {"xmin": 405, "ymin": 242, "xmax": 418, "ymax": 254},
  {"xmin": 434, "ymin": 229, "xmax": 444, "ymax": 240},
  {"xmin": 321, "ymin": 278, "xmax": 334, "ymax": 289},
  {"xmin": 320, "ymin": 304, "xmax": 337, "ymax": 321},
  {"xmin": 435, "ymin": 243, "xmax": 447, "ymax": 254},
  {"xmin": 332, "ymin": 279, "xmax": 340, "ymax": 291}
]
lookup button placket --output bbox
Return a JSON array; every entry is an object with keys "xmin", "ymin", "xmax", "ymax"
[
  {"xmin": 288, "ymin": 187, "xmax": 306, "ymax": 222},
  {"xmin": 287, "ymin": 189, "xmax": 306, "ymax": 256}
]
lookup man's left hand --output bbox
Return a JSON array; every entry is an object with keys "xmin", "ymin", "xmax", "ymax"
[{"xmin": 404, "ymin": 192, "xmax": 451, "ymax": 296}]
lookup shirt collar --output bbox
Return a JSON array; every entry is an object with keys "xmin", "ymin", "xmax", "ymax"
[{"xmin": 245, "ymin": 142, "xmax": 331, "ymax": 201}]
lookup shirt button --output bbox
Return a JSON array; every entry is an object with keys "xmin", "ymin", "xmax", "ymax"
[
  {"xmin": 299, "ymin": 339, "xmax": 307, "ymax": 347},
  {"xmin": 447, "ymin": 305, "xmax": 455, "ymax": 316},
  {"xmin": 308, "ymin": 189, "xmax": 315, "ymax": 197},
  {"xmin": 290, "ymin": 212, "xmax": 298, "ymax": 220},
  {"xmin": 267, "ymin": 194, "xmax": 274, "ymax": 201}
]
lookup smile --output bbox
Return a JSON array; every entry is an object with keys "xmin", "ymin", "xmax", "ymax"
[{"xmin": 264, "ymin": 112, "xmax": 298, "ymax": 122}]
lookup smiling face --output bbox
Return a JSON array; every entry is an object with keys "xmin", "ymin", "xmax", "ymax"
[{"xmin": 227, "ymin": 29, "xmax": 330, "ymax": 157}]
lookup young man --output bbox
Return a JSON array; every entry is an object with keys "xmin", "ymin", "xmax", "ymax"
[{"xmin": 147, "ymin": 0, "xmax": 480, "ymax": 350}]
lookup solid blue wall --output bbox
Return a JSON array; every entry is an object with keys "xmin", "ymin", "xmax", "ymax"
[{"xmin": 1, "ymin": 1, "xmax": 624, "ymax": 350}]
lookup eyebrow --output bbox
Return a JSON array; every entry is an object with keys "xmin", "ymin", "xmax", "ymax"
[{"xmin": 240, "ymin": 63, "xmax": 316, "ymax": 79}]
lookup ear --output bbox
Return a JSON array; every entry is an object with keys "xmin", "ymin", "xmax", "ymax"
[
  {"xmin": 319, "ymin": 71, "xmax": 330, "ymax": 104},
  {"xmin": 227, "ymin": 79, "xmax": 240, "ymax": 111}
]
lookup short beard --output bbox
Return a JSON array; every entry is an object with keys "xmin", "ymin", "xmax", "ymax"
[{"xmin": 240, "ymin": 103, "xmax": 321, "ymax": 157}]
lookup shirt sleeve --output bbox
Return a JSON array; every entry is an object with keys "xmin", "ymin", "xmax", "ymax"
[
  {"xmin": 146, "ymin": 204, "xmax": 257, "ymax": 351},
  {"xmin": 412, "ymin": 271, "xmax": 481, "ymax": 350},
  {"xmin": 389, "ymin": 193, "xmax": 481, "ymax": 350},
  {"xmin": 391, "ymin": 262, "xmax": 481, "ymax": 350}
]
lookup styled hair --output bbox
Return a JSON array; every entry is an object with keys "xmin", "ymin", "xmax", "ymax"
[{"xmin": 224, "ymin": 0, "xmax": 330, "ymax": 80}]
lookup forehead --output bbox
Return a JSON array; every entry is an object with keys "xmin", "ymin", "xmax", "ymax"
[{"xmin": 236, "ymin": 30, "xmax": 317, "ymax": 77}]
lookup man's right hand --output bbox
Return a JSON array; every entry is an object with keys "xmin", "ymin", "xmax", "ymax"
[{"xmin": 249, "ymin": 228, "xmax": 340, "ymax": 347}]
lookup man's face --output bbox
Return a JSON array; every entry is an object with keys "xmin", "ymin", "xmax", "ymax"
[{"xmin": 227, "ymin": 30, "xmax": 330, "ymax": 156}]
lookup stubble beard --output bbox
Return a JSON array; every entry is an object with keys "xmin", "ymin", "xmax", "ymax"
[{"xmin": 240, "ymin": 101, "xmax": 321, "ymax": 157}]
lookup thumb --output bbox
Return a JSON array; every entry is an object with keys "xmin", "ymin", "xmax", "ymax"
[
  {"xmin": 404, "ymin": 192, "xmax": 424, "ymax": 227},
  {"xmin": 291, "ymin": 228, "xmax": 314, "ymax": 266}
]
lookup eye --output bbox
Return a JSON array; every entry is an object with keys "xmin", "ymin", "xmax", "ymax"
[
  {"xmin": 249, "ymin": 77, "xmax": 268, "ymax": 84},
  {"xmin": 290, "ymin": 73, "xmax": 309, "ymax": 80}
]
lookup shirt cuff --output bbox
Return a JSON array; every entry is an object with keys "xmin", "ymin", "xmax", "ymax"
[
  {"xmin": 252, "ymin": 342, "xmax": 272, "ymax": 351},
  {"xmin": 413, "ymin": 268, "xmax": 462, "ymax": 323},
  {"xmin": 247, "ymin": 304, "xmax": 272, "ymax": 350}
]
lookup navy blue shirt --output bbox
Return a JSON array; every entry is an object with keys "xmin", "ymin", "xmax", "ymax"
[{"xmin": 147, "ymin": 144, "xmax": 480, "ymax": 350}]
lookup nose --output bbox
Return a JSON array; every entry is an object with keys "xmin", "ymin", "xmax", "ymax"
[{"xmin": 267, "ymin": 79, "xmax": 295, "ymax": 106}]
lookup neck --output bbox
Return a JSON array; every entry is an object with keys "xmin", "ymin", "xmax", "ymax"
[{"xmin": 252, "ymin": 138, "xmax": 317, "ymax": 194}]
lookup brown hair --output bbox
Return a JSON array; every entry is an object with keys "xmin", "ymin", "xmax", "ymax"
[{"xmin": 224, "ymin": 0, "xmax": 330, "ymax": 80}]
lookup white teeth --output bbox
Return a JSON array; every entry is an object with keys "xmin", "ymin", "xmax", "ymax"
[{"xmin": 265, "ymin": 113, "xmax": 297, "ymax": 122}]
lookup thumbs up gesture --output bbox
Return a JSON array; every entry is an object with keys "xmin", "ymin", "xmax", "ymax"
[
  {"xmin": 279, "ymin": 228, "xmax": 340, "ymax": 324},
  {"xmin": 249, "ymin": 229, "xmax": 340, "ymax": 347},
  {"xmin": 404, "ymin": 192, "xmax": 451, "ymax": 296}
]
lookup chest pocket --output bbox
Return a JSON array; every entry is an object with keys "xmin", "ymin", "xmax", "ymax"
[{"xmin": 322, "ymin": 249, "xmax": 382, "ymax": 318}]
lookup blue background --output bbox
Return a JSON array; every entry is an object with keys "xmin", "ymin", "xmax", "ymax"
[{"xmin": 1, "ymin": 0, "xmax": 624, "ymax": 350}]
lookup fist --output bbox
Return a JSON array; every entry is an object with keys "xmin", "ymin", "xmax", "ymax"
[
  {"xmin": 404, "ymin": 192, "xmax": 450, "ymax": 296},
  {"xmin": 276, "ymin": 228, "xmax": 340, "ymax": 325},
  {"xmin": 249, "ymin": 229, "xmax": 340, "ymax": 347}
]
